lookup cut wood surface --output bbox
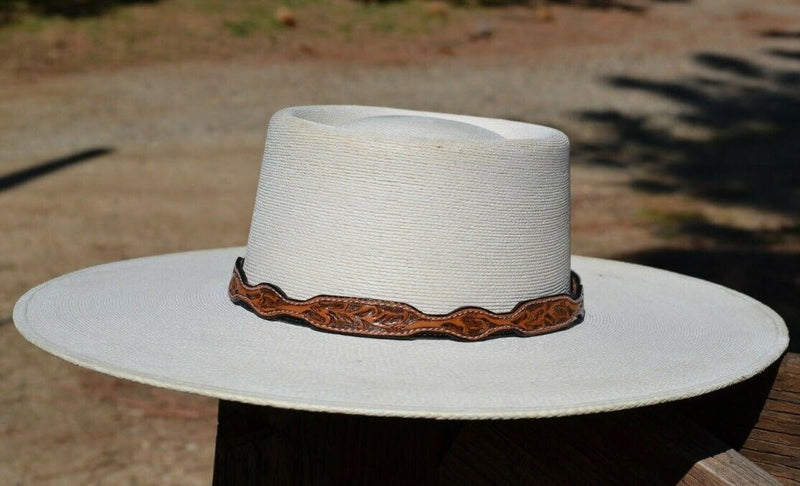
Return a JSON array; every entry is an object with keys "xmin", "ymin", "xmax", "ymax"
[{"xmin": 740, "ymin": 353, "xmax": 800, "ymax": 483}]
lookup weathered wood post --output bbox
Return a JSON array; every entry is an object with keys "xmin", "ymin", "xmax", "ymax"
[{"xmin": 212, "ymin": 354, "xmax": 798, "ymax": 485}]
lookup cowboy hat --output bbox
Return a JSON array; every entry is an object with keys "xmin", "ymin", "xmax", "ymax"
[{"xmin": 13, "ymin": 105, "xmax": 788, "ymax": 418}]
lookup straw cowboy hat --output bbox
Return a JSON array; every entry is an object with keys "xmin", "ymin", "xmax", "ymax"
[{"xmin": 14, "ymin": 105, "xmax": 788, "ymax": 418}]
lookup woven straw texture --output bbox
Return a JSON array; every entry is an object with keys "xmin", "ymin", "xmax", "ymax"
[
  {"xmin": 14, "ymin": 248, "xmax": 788, "ymax": 419},
  {"xmin": 243, "ymin": 106, "xmax": 571, "ymax": 314},
  {"xmin": 12, "ymin": 107, "xmax": 789, "ymax": 418}
]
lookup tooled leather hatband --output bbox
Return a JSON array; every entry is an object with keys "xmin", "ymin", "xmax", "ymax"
[{"xmin": 228, "ymin": 257, "xmax": 584, "ymax": 341}]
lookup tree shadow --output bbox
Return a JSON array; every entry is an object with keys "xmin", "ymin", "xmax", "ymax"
[
  {"xmin": 764, "ymin": 48, "xmax": 800, "ymax": 62},
  {"xmin": 548, "ymin": 0, "xmax": 689, "ymax": 13},
  {"xmin": 761, "ymin": 29, "xmax": 800, "ymax": 39},
  {"xmin": 577, "ymin": 31, "xmax": 799, "ymax": 347},
  {"xmin": 0, "ymin": 147, "xmax": 113, "ymax": 192},
  {"xmin": 361, "ymin": 0, "xmax": 687, "ymax": 11},
  {"xmin": 579, "ymin": 49, "xmax": 799, "ymax": 217},
  {"xmin": 0, "ymin": 0, "xmax": 158, "ymax": 23}
]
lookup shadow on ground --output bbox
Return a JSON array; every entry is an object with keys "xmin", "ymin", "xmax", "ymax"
[
  {"xmin": 0, "ymin": 0, "xmax": 158, "ymax": 23},
  {"xmin": 575, "ymin": 30, "xmax": 799, "ymax": 346},
  {"xmin": 336, "ymin": 0, "xmax": 686, "ymax": 11},
  {"xmin": 0, "ymin": 147, "xmax": 113, "ymax": 192},
  {"xmin": 578, "ymin": 45, "xmax": 799, "ymax": 218},
  {"xmin": 548, "ymin": 0, "xmax": 688, "ymax": 13}
]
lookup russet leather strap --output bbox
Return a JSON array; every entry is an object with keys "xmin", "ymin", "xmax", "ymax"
[{"xmin": 229, "ymin": 257, "xmax": 584, "ymax": 341}]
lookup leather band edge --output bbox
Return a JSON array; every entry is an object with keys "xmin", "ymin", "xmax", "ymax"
[{"xmin": 228, "ymin": 257, "xmax": 584, "ymax": 341}]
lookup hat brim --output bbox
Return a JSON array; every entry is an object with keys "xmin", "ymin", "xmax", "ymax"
[{"xmin": 13, "ymin": 247, "xmax": 788, "ymax": 419}]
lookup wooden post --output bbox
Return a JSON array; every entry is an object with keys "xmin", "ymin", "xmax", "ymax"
[
  {"xmin": 736, "ymin": 353, "xmax": 800, "ymax": 483},
  {"xmin": 213, "ymin": 402, "xmax": 460, "ymax": 485},
  {"xmin": 212, "ymin": 353, "xmax": 798, "ymax": 484}
]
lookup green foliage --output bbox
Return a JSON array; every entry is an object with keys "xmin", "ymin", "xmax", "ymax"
[
  {"xmin": 637, "ymin": 209, "xmax": 705, "ymax": 239},
  {"xmin": 223, "ymin": 18, "xmax": 259, "ymax": 37}
]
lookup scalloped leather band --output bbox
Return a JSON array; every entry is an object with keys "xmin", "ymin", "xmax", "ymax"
[{"xmin": 228, "ymin": 257, "xmax": 584, "ymax": 341}]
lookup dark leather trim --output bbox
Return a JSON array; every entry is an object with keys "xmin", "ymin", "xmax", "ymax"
[{"xmin": 228, "ymin": 257, "xmax": 584, "ymax": 341}]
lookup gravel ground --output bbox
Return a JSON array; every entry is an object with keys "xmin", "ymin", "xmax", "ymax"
[{"xmin": 1, "ymin": 0, "xmax": 798, "ymax": 483}]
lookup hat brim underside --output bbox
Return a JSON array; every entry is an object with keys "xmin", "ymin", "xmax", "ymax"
[{"xmin": 14, "ymin": 247, "xmax": 788, "ymax": 419}]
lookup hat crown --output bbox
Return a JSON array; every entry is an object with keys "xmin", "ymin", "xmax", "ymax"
[
  {"xmin": 243, "ymin": 105, "xmax": 571, "ymax": 313},
  {"xmin": 340, "ymin": 115, "xmax": 505, "ymax": 141}
]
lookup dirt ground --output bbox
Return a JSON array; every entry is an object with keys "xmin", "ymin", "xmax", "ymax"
[{"xmin": 1, "ymin": 0, "xmax": 799, "ymax": 483}]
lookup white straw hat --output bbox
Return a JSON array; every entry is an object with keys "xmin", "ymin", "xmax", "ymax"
[{"xmin": 14, "ymin": 105, "xmax": 788, "ymax": 418}]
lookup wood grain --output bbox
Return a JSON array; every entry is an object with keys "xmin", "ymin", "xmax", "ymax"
[{"xmin": 741, "ymin": 353, "xmax": 800, "ymax": 483}]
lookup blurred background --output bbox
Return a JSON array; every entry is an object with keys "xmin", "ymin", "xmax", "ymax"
[{"xmin": 1, "ymin": 0, "xmax": 798, "ymax": 483}]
